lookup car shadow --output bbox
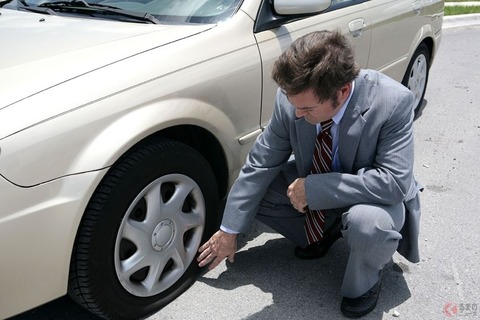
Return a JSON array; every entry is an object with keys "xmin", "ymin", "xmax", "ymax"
[
  {"xmin": 6, "ymin": 295, "xmax": 101, "ymax": 320},
  {"xmin": 414, "ymin": 98, "xmax": 428, "ymax": 121},
  {"xmin": 197, "ymin": 221, "xmax": 412, "ymax": 320}
]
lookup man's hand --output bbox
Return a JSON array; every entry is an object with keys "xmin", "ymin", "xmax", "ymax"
[
  {"xmin": 287, "ymin": 178, "xmax": 308, "ymax": 213},
  {"xmin": 197, "ymin": 230, "xmax": 237, "ymax": 270}
]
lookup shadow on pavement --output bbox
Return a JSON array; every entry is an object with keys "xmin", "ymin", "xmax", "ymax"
[
  {"xmin": 9, "ymin": 222, "xmax": 412, "ymax": 320},
  {"xmin": 198, "ymin": 222, "xmax": 412, "ymax": 320}
]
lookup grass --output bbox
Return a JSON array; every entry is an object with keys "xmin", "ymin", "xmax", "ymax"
[
  {"xmin": 445, "ymin": 0, "xmax": 480, "ymax": 15},
  {"xmin": 445, "ymin": 6, "xmax": 480, "ymax": 14}
]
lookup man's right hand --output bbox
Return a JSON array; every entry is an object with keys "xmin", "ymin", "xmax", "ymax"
[{"xmin": 197, "ymin": 230, "xmax": 237, "ymax": 270}]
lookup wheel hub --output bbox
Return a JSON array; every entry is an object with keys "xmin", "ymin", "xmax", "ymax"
[{"xmin": 151, "ymin": 219, "xmax": 175, "ymax": 251}]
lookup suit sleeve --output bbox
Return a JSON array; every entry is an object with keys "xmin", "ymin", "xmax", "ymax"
[
  {"xmin": 305, "ymin": 82, "xmax": 416, "ymax": 210},
  {"xmin": 220, "ymin": 90, "xmax": 294, "ymax": 233}
]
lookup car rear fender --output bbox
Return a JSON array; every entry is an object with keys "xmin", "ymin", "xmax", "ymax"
[
  {"xmin": 377, "ymin": 23, "xmax": 438, "ymax": 83},
  {"xmin": 405, "ymin": 23, "xmax": 438, "ymax": 69}
]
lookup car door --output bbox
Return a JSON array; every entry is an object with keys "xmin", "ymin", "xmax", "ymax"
[
  {"xmin": 254, "ymin": 0, "xmax": 372, "ymax": 127},
  {"xmin": 365, "ymin": 0, "xmax": 424, "ymax": 81}
]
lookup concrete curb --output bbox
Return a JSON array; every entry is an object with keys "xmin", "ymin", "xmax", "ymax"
[{"xmin": 443, "ymin": 13, "xmax": 480, "ymax": 28}]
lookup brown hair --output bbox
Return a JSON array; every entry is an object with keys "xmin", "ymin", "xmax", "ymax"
[{"xmin": 272, "ymin": 30, "xmax": 360, "ymax": 102}]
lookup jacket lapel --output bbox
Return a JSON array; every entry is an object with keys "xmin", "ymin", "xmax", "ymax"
[{"xmin": 338, "ymin": 74, "xmax": 369, "ymax": 173}]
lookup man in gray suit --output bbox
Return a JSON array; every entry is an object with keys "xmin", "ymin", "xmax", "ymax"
[{"xmin": 198, "ymin": 30, "xmax": 422, "ymax": 318}]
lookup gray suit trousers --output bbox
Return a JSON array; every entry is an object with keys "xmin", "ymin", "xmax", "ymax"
[{"xmin": 257, "ymin": 174, "xmax": 405, "ymax": 298}]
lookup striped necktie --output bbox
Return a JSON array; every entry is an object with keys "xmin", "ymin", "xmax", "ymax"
[{"xmin": 304, "ymin": 119, "xmax": 334, "ymax": 244}]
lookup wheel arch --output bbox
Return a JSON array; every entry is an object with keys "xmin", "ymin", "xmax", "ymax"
[
  {"xmin": 146, "ymin": 125, "xmax": 230, "ymax": 200},
  {"xmin": 405, "ymin": 25, "xmax": 436, "ymax": 75},
  {"xmin": 420, "ymin": 36, "xmax": 435, "ymax": 67},
  {"xmin": 71, "ymin": 98, "xmax": 238, "ymax": 201}
]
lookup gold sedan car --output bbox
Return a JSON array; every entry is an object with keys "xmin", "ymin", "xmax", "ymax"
[{"xmin": 0, "ymin": 0, "xmax": 443, "ymax": 319}]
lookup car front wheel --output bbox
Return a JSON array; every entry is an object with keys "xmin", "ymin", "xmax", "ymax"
[{"xmin": 68, "ymin": 139, "xmax": 219, "ymax": 319}]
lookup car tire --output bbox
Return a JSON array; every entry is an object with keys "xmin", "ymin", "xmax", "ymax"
[
  {"xmin": 68, "ymin": 139, "xmax": 219, "ymax": 320},
  {"xmin": 402, "ymin": 43, "xmax": 431, "ymax": 112}
]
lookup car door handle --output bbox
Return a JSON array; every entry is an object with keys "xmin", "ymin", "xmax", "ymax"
[
  {"xmin": 412, "ymin": 1, "xmax": 421, "ymax": 14},
  {"xmin": 348, "ymin": 19, "xmax": 366, "ymax": 38}
]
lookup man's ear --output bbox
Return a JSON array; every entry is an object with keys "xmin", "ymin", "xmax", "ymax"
[{"xmin": 338, "ymin": 82, "xmax": 352, "ymax": 101}]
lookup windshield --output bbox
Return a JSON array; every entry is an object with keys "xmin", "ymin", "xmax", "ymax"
[{"xmin": 6, "ymin": 0, "xmax": 242, "ymax": 24}]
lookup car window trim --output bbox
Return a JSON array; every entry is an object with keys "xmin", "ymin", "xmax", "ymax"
[{"xmin": 253, "ymin": 0, "xmax": 368, "ymax": 33}]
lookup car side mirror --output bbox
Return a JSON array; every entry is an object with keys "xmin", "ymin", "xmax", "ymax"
[{"xmin": 273, "ymin": 0, "xmax": 331, "ymax": 15}]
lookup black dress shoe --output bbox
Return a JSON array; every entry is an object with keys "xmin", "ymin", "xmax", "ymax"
[
  {"xmin": 340, "ymin": 272, "xmax": 384, "ymax": 318},
  {"xmin": 294, "ymin": 218, "xmax": 342, "ymax": 259}
]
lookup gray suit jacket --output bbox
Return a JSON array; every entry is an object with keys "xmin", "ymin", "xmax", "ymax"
[{"xmin": 222, "ymin": 69, "xmax": 422, "ymax": 263}]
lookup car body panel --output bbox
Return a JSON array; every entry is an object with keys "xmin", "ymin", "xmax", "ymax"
[
  {"xmin": 366, "ymin": 0, "xmax": 443, "ymax": 80},
  {"xmin": 0, "ymin": 169, "xmax": 107, "ymax": 318},
  {"xmin": 0, "ymin": 0, "xmax": 444, "ymax": 318},
  {"xmin": 0, "ymin": 11, "xmax": 261, "ymax": 186},
  {"xmin": 0, "ymin": 9, "xmax": 214, "ymax": 110}
]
